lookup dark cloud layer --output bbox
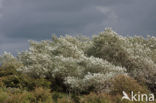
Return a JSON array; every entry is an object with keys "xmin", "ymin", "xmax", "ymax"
[{"xmin": 0, "ymin": 0, "xmax": 156, "ymax": 55}]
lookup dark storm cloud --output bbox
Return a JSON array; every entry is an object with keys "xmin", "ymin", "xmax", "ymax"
[
  {"xmin": 0, "ymin": 0, "xmax": 156, "ymax": 54},
  {"xmin": 0, "ymin": 0, "xmax": 134, "ymax": 38},
  {"xmin": 110, "ymin": 0, "xmax": 156, "ymax": 36}
]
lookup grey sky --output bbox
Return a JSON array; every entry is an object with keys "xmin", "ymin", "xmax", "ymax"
[{"xmin": 0, "ymin": 0, "xmax": 156, "ymax": 55}]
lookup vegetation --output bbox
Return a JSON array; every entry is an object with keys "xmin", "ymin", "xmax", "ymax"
[{"xmin": 0, "ymin": 28, "xmax": 156, "ymax": 102}]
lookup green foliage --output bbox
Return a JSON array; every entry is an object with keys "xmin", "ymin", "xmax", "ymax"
[
  {"xmin": 0, "ymin": 88, "xmax": 9, "ymax": 103},
  {"xmin": 1, "ymin": 74, "xmax": 51, "ymax": 90},
  {"xmin": 52, "ymin": 92, "xmax": 63, "ymax": 103},
  {"xmin": 1, "ymin": 29, "xmax": 156, "ymax": 102},
  {"xmin": 32, "ymin": 87, "xmax": 53, "ymax": 103},
  {"xmin": 0, "ymin": 52, "xmax": 23, "ymax": 70},
  {"xmin": 87, "ymin": 28, "xmax": 156, "ymax": 94},
  {"xmin": 71, "ymin": 94, "xmax": 80, "ymax": 103},
  {"xmin": 81, "ymin": 93, "xmax": 112, "ymax": 103},
  {"xmin": 0, "ymin": 87, "xmax": 53, "ymax": 103},
  {"xmin": 87, "ymin": 28, "xmax": 128, "ymax": 66},
  {"xmin": 17, "ymin": 34, "xmax": 125, "ymax": 92},
  {"xmin": 0, "ymin": 61, "xmax": 51, "ymax": 90},
  {"xmin": 110, "ymin": 75, "xmax": 148, "ymax": 95}
]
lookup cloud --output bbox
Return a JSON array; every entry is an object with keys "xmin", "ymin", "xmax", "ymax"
[
  {"xmin": 0, "ymin": 0, "xmax": 156, "ymax": 54},
  {"xmin": 0, "ymin": 34, "xmax": 28, "ymax": 55},
  {"xmin": 0, "ymin": 0, "xmax": 116, "ymax": 39}
]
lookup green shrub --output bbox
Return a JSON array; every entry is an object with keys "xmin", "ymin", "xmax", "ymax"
[
  {"xmin": 52, "ymin": 92, "xmax": 63, "ymax": 103},
  {"xmin": 1, "ymin": 29, "xmax": 156, "ymax": 99},
  {"xmin": 81, "ymin": 93, "xmax": 112, "ymax": 103},
  {"xmin": 1, "ymin": 74, "xmax": 51, "ymax": 90},
  {"xmin": 0, "ymin": 61, "xmax": 51, "ymax": 90},
  {"xmin": 6, "ymin": 91, "xmax": 35, "ymax": 103},
  {"xmin": 87, "ymin": 28, "xmax": 129, "ymax": 67},
  {"xmin": 0, "ymin": 52, "xmax": 23, "ymax": 71},
  {"xmin": 87, "ymin": 29, "xmax": 156, "ymax": 94},
  {"xmin": 57, "ymin": 97, "xmax": 73, "ymax": 103},
  {"xmin": 32, "ymin": 87, "xmax": 53, "ymax": 103},
  {"xmin": 110, "ymin": 75, "xmax": 148, "ymax": 95},
  {"xmin": 0, "ymin": 89, "xmax": 9, "ymax": 103},
  {"xmin": 3, "ymin": 87, "xmax": 53, "ymax": 103}
]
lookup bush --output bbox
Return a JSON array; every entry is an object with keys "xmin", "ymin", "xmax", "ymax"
[
  {"xmin": 0, "ymin": 87, "xmax": 53, "ymax": 103},
  {"xmin": 1, "ymin": 74, "xmax": 51, "ymax": 90},
  {"xmin": 0, "ymin": 88, "xmax": 9, "ymax": 103},
  {"xmin": 0, "ymin": 53, "xmax": 51, "ymax": 90},
  {"xmin": 0, "ymin": 67, "xmax": 51, "ymax": 91},
  {"xmin": 87, "ymin": 28, "xmax": 156, "ymax": 94},
  {"xmin": 6, "ymin": 91, "xmax": 35, "ymax": 103},
  {"xmin": 57, "ymin": 97, "xmax": 73, "ymax": 103},
  {"xmin": 32, "ymin": 87, "xmax": 53, "ymax": 103},
  {"xmin": 87, "ymin": 28, "xmax": 129, "ymax": 67},
  {"xmin": 110, "ymin": 75, "xmax": 148, "ymax": 95},
  {"xmin": 80, "ymin": 93, "xmax": 112, "ymax": 103},
  {"xmin": 18, "ymin": 34, "xmax": 126, "ymax": 93},
  {"xmin": 0, "ymin": 52, "xmax": 23, "ymax": 70},
  {"xmin": 1, "ymin": 29, "xmax": 156, "ymax": 101}
]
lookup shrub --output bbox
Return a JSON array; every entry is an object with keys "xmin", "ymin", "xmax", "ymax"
[
  {"xmin": 18, "ymin": 34, "xmax": 126, "ymax": 93},
  {"xmin": 1, "ymin": 29, "xmax": 156, "ymax": 97},
  {"xmin": 80, "ymin": 93, "xmax": 112, "ymax": 103},
  {"xmin": 87, "ymin": 28, "xmax": 156, "ymax": 94},
  {"xmin": 6, "ymin": 91, "xmax": 35, "ymax": 103},
  {"xmin": 87, "ymin": 28, "xmax": 129, "ymax": 67},
  {"xmin": 32, "ymin": 87, "xmax": 53, "ymax": 103},
  {"xmin": 0, "ymin": 52, "xmax": 23, "ymax": 70},
  {"xmin": 52, "ymin": 92, "xmax": 63, "ymax": 103},
  {"xmin": 0, "ymin": 88, "xmax": 9, "ymax": 103},
  {"xmin": 1, "ymin": 74, "xmax": 51, "ymax": 90},
  {"xmin": 110, "ymin": 75, "xmax": 148, "ymax": 95},
  {"xmin": 0, "ymin": 53, "xmax": 51, "ymax": 90},
  {"xmin": 57, "ymin": 97, "xmax": 73, "ymax": 103},
  {"xmin": 0, "ymin": 65, "xmax": 51, "ymax": 91},
  {"xmin": 4, "ymin": 87, "xmax": 53, "ymax": 103}
]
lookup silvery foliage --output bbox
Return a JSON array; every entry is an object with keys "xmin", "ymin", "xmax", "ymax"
[
  {"xmin": 120, "ymin": 35, "xmax": 156, "ymax": 82},
  {"xmin": 90, "ymin": 28, "xmax": 156, "ymax": 85},
  {"xmin": 0, "ymin": 52, "xmax": 15, "ymax": 64},
  {"xmin": 17, "ymin": 34, "xmax": 126, "ymax": 92},
  {"xmin": 0, "ymin": 52, "xmax": 22, "ymax": 69},
  {"xmin": 3, "ymin": 28, "xmax": 156, "ymax": 92}
]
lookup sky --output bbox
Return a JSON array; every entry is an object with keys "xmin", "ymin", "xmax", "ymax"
[{"xmin": 0, "ymin": 0, "xmax": 156, "ymax": 55}]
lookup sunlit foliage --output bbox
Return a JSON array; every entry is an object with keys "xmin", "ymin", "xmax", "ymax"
[{"xmin": 0, "ymin": 28, "xmax": 156, "ymax": 98}]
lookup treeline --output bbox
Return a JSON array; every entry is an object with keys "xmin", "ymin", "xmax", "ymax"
[{"xmin": 0, "ymin": 28, "xmax": 156, "ymax": 103}]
